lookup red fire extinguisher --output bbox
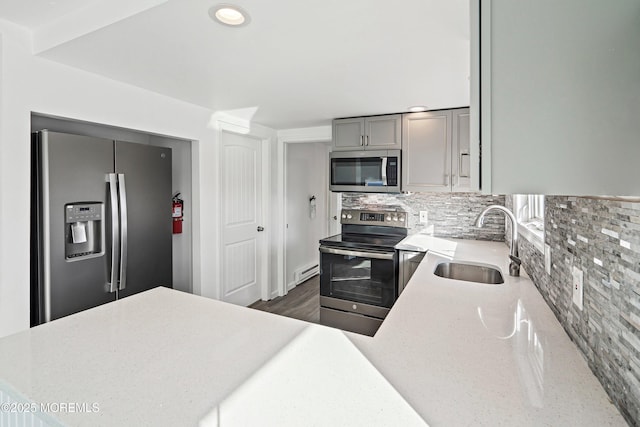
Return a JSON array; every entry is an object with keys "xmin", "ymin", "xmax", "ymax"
[{"xmin": 172, "ymin": 193, "xmax": 184, "ymax": 234}]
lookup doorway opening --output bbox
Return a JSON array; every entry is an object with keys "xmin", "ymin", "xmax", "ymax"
[{"xmin": 283, "ymin": 140, "xmax": 340, "ymax": 294}]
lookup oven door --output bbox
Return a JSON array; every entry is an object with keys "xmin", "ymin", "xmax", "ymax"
[{"xmin": 319, "ymin": 246, "xmax": 397, "ymax": 308}]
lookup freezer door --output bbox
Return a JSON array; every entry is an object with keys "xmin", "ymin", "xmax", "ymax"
[
  {"xmin": 115, "ymin": 141, "xmax": 172, "ymax": 298},
  {"xmin": 37, "ymin": 131, "xmax": 116, "ymax": 323}
]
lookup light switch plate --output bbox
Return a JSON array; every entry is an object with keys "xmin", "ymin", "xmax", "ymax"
[
  {"xmin": 572, "ymin": 266, "xmax": 583, "ymax": 311},
  {"xmin": 419, "ymin": 211, "xmax": 428, "ymax": 224}
]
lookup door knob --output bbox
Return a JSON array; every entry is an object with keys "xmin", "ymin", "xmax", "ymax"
[
  {"xmin": 333, "ymin": 216, "xmax": 337, "ymax": 220},
  {"xmin": 257, "ymin": 226, "xmax": 265, "ymax": 232}
]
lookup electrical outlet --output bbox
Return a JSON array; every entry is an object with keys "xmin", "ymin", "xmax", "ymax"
[
  {"xmin": 572, "ymin": 266, "xmax": 583, "ymax": 311},
  {"xmin": 419, "ymin": 211, "xmax": 428, "ymax": 224},
  {"xmin": 544, "ymin": 244, "xmax": 551, "ymax": 275}
]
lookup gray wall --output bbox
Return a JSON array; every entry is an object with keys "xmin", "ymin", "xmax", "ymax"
[
  {"xmin": 342, "ymin": 192, "xmax": 506, "ymax": 241},
  {"xmin": 148, "ymin": 135, "xmax": 193, "ymax": 294},
  {"xmin": 514, "ymin": 196, "xmax": 640, "ymax": 426}
]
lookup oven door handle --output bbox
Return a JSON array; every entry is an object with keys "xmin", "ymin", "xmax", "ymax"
[{"xmin": 320, "ymin": 246, "xmax": 395, "ymax": 260}]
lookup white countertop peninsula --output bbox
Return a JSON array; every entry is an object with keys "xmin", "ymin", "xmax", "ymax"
[
  {"xmin": 0, "ymin": 289, "xmax": 308, "ymax": 426},
  {"xmin": 0, "ymin": 239, "xmax": 627, "ymax": 426}
]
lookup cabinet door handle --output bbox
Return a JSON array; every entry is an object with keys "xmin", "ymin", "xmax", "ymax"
[
  {"xmin": 365, "ymin": 135, "xmax": 369, "ymax": 146},
  {"xmin": 459, "ymin": 152, "xmax": 470, "ymax": 178}
]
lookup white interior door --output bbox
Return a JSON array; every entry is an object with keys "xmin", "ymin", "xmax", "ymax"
[{"xmin": 221, "ymin": 131, "xmax": 263, "ymax": 306}]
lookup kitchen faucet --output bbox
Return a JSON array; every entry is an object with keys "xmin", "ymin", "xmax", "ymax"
[{"xmin": 474, "ymin": 205, "xmax": 521, "ymax": 277}]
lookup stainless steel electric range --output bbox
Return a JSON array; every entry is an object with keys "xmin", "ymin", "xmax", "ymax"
[{"xmin": 319, "ymin": 208, "xmax": 408, "ymax": 336}]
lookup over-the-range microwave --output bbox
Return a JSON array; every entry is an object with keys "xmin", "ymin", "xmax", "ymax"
[{"xmin": 329, "ymin": 150, "xmax": 401, "ymax": 193}]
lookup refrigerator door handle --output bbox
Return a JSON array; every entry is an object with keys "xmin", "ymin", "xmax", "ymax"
[
  {"xmin": 107, "ymin": 174, "xmax": 120, "ymax": 293},
  {"xmin": 117, "ymin": 174, "xmax": 128, "ymax": 291}
]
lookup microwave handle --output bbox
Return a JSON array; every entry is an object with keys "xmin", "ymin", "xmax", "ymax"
[{"xmin": 381, "ymin": 157, "xmax": 388, "ymax": 186}]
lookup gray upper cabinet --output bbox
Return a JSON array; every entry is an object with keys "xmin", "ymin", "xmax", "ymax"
[
  {"xmin": 474, "ymin": 0, "xmax": 640, "ymax": 196},
  {"xmin": 364, "ymin": 115, "xmax": 402, "ymax": 149},
  {"xmin": 402, "ymin": 108, "xmax": 472, "ymax": 193},
  {"xmin": 333, "ymin": 114, "xmax": 401, "ymax": 151},
  {"xmin": 452, "ymin": 109, "xmax": 471, "ymax": 192},
  {"xmin": 402, "ymin": 110, "xmax": 452, "ymax": 192},
  {"xmin": 332, "ymin": 118, "xmax": 365, "ymax": 150}
]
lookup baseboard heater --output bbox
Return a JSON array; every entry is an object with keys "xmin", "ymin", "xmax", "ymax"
[{"xmin": 294, "ymin": 263, "xmax": 319, "ymax": 285}]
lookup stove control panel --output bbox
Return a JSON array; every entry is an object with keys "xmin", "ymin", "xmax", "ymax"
[{"xmin": 340, "ymin": 209, "xmax": 408, "ymax": 228}]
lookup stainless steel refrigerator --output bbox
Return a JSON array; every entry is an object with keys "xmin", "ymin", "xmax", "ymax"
[{"xmin": 31, "ymin": 130, "xmax": 173, "ymax": 325}]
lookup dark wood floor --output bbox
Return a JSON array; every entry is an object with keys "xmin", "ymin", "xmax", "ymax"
[{"xmin": 249, "ymin": 275, "xmax": 319, "ymax": 323}]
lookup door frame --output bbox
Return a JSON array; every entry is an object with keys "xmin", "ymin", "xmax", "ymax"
[
  {"xmin": 276, "ymin": 126, "xmax": 332, "ymax": 299},
  {"xmin": 215, "ymin": 118, "xmax": 273, "ymax": 303}
]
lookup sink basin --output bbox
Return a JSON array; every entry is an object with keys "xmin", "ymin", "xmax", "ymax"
[{"xmin": 433, "ymin": 262, "xmax": 504, "ymax": 285}]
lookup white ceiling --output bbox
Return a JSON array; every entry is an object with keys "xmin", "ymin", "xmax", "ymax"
[
  {"xmin": 0, "ymin": 0, "xmax": 470, "ymax": 129},
  {"xmin": 0, "ymin": 0, "xmax": 103, "ymax": 28}
]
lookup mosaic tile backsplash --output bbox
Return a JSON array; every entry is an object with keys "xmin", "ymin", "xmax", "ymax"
[
  {"xmin": 342, "ymin": 192, "xmax": 506, "ymax": 240},
  {"xmin": 514, "ymin": 196, "xmax": 640, "ymax": 426},
  {"xmin": 344, "ymin": 192, "xmax": 640, "ymax": 424}
]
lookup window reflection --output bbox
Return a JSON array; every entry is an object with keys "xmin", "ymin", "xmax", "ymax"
[{"xmin": 477, "ymin": 299, "xmax": 545, "ymax": 407}]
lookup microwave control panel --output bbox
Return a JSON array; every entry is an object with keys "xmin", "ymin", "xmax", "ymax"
[{"xmin": 386, "ymin": 158, "xmax": 398, "ymax": 186}]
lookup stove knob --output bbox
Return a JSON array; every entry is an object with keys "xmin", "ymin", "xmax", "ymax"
[
  {"xmin": 393, "ymin": 216, "xmax": 398, "ymax": 222},
  {"xmin": 386, "ymin": 215, "xmax": 391, "ymax": 221},
  {"xmin": 341, "ymin": 214, "xmax": 347, "ymax": 219},
  {"xmin": 347, "ymin": 214, "xmax": 352, "ymax": 219},
  {"xmin": 399, "ymin": 215, "xmax": 405, "ymax": 222},
  {"xmin": 352, "ymin": 304, "xmax": 357, "ymax": 310}
]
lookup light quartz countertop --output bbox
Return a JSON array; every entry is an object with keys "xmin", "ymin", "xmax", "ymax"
[
  {"xmin": 351, "ymin": 238, "xmax": 626, "ymax": 426},
  {"xmin": 0, "ymin": 239, "xmax": 627, "ymax": 426},
  {"xmin": 396, "ymin": 233, "xmax": 457, "ymax": 255},
  {"xmin": 395, "ymin": 233, "xmax": 462, "ymax": 254}
]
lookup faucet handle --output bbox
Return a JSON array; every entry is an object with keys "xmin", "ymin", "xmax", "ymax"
[{"xmin": 508, "ymin": 255, "xmax": 522, "ymax": 277}]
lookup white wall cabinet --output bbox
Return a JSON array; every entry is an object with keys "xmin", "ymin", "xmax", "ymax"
[
  {"xmin": 332, "ymin": 115, "xmax": 401, "ymax": 151},
  {"xmin": 398, "ymin": 250, "xmax": 425, "ymax": 295},
  {"xmin": 475, "ymin": 0, "xmax": 640, "ymax": 196},
  {"xmin": 402, "ymin": 108, "xmax": 471, "ymax": 193}
]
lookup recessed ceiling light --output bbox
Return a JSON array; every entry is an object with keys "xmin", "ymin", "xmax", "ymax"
[
  {"xmin": 408, "ymin": 105, "xmax": 428, "ymax": 112},
  {"xmin": 209, "ymin": 4, "xmax": 250, "ymax": 27}
]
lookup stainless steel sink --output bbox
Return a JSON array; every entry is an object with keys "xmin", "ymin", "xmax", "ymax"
[{"xmin": 433, "ymin": 262, "xmax": 504, "ymax": 285}]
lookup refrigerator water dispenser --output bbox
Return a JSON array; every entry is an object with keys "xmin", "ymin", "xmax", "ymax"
[{"xmin": 65, "ymin": 202, "xmax": 104, "ymax": 260}]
